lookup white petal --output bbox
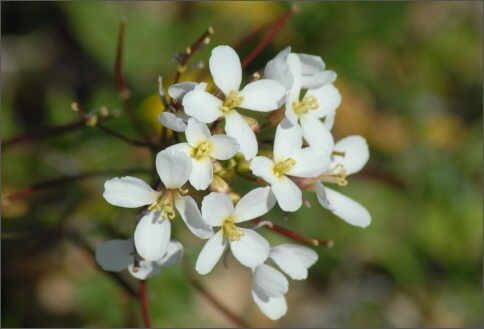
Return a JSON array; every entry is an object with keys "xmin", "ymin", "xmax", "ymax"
[
  {"xmin": 300, "ymin": 114, "xmax": 334, "ymax": 153},
  {"xmin": 210, "ymin": 45, "xmax": 242, "ymax": 95},
  {"xmin": 95, "ymin": 238, "xmax": 133, "ymax": 272},
  {"xmin": 134, "ymin": 211, "xmax": 171, "ymax": 261},
  {"xmin": 264, "ymin": 57, "xmax": 294, "ymax": 91},
  {"xmin": 165, "ymin": 142, "xmax": 192, "ymax": 156},
  {"xmin": 103, "ymin": 176, "xmax": 160, "ymax": 208},
  {"xmin": 252, "ymin": 290, "xmax": 287, "ymax": 321},
  {"xmin": 189, "ymin": 157, "xmax": 213, "ymax": 191},
  {"xmin": 287, "ymin": 147, "xmax": 330, "ymax": 178},
  {"xmin": 128, "ymin": 260, "xmax": 160, "ymax": 280},
  {"xmin": 315, "ymin": 182, "xmax": 332, "ymax": 210},
  {"xmin": 195, "ymin": 231, "xmax": 227, "ymax": 275},
  {"xmin": 320, "ymin": 186, "xmax": 371, "ymax": 228},
  {"xmin": 284, "ymin": 95, "xmax": 299, "ymax": 125},
  {"xmin": 297, "ymin": 53, "xmax": 326, "ymax": 73},
  {"xmin": 158, "ymin": 112, "xmax": 187, "ymax": 132},
  {"xmin": 155, "ymin": 149, "xmax": 192, "ymax": 188},
  {"xmin": 239, "ymin": 79, "xmax": 285, "ymax": 112},
  {"xmin": 274, "ymin": 119, "xmax": 302, "ymax": 161},
  {"xmin": 185, "ymin": 118, "xmax": 211, "ymax": 147},
  {"xmin": 286, "ymin": 53, "xmax": 302, "ymax": 101},
  {"xmin": 183, "ymin": 90, "xmax": 223, "ymax": 123},
  {"xmin": 272, "ymin": 176, "xmax": 302, "ymax": 212},
  {"xmin": 224, "ymin": 111, "xmax": 258, "ymax": 160},
  {"xmin": 209, "ymin": 135, "xmax": 239, "ymax": 160},
  {"xmin": 301, "ymin": 70, "xmax": 337, "ymax": 89},
  {"xmin": 324, "ymin": 110, "xmax": 336, "ymax": 131},
  {"xmin": 269, "ymin": 244, "xmax": 318, "ymax": 280},
  {"xmin": 233, "ymin": 186, "xmax": 276, "ymax": 223},
  {"xmin": 129, "ymin": 240, "xmax": 183, "ymax": 279},
  {"xmin": 175, "ymin": 195, "xmax": 214, "ymax": 239},
  {"xmin": 253, "ymin": 264, "xmax": 289, "ymax": 298},
  {"xmin": 249, "ymin": 156, "xmax": 278, "ymax": 185},
  {"xmin": 305, "ymin": 83, "xmax": 341, "ymax": 119},
  {"xmin": 332, "ymin": 135, "xmax": 369, "ymax": 175},
  {"xmin": 230, "ymin": 228, "xmax": 270, "ymax": 268},
  {"xmin": 201, "ymin": 192, "xmax": 234, "ymax": 226},
  {"xmin": 156, "ymin": 239, "xmax": 184, "ymax": 268},
  {"xmin": 168, "ymin": 82, "xmax": 198, "ymax": 101}
]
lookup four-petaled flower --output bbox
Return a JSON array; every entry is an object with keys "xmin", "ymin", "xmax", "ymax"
[
  {"xmin": 167, "ymin": 118, "xmax": 239, "ymax": 190},
  {"xmin": 250, "ymin": 118, "xmax": 330, "ymax": 212},
  {"xmin": 183, "ymin": 45, "xmax": 286, "ymax": 160},
  {"xmin": 195, "ymin": 187, "xmax": 276, "ymax": 274},
  {"xmin": 95, "ymin": 238, "xmax": 184, "ymax": 280},
  {"xmin": 316, "ymin": 135, "xmax": 371, "ymax": 227},
  {"xmin": 251, "ymin": 244, "xmax": 318, "ymax": 320},
  {"xmin": 103, "ymin": 149, "xmax": 213, "ymax": 261}
]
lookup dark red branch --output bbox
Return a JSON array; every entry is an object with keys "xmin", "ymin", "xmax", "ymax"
[
  {"xmin": 139, "ymin": 280, "xmax": 152, "ymax": 328},
  {"xmin": 241, "ymin": 6, "xmax": 297, "ymax": 70},
  {"xmin": 251, "ymin": 218, "xmax": 333, "ymax": 247}
]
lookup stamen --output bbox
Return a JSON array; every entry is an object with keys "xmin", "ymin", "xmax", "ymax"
[
  {"xmin": 192, "ymin": 141, "xmax": 212, "ymax": 160},
  {"xmin": 147, "ymin": 190, "xmax": 177, "ymax": 219},
  {"xmin": 319, "ymin": 164, "xmax": 348, "ymax": 186},
  {"xmin": 220, "ymin": 91, "xmax": 244, "ymax": 113},
  {"xmin": 222, "ymin": 217, "xmax": 245, "ymax": 241},
  {"xmin": 273, "ymin": 158, "xmax": 297, "ymax": 177},
  {"xmin": 292, "ymin": 95, "xmax": 319, "ymax": 115}
]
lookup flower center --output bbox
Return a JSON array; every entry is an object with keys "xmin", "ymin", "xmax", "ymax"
[
  {"xmin": 192, "ymin": 141, "xmax": 212, "ymax": 160},
  {"xmin": 273, "ymin": 158, "xmax": 297, "ymax": 177},
  {"xmin": 292, "ymin": 95, "xmax": 319, "ymax": 115},
  {"xmin": 319, "ymin": 164, "xmax": 348, "ymax": 186},
  {"xmin": 220, "ymin": 91, "xmax": 244, "ymax": 114},
  {"xmin": 222, "ymin": 216, "xmax": 245, "ymax": 241},
  {"xmin": 148, "ymin": 189, "xmax": 176, "ymax": 219}
]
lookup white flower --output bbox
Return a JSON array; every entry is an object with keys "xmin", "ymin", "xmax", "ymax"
[
  {"xmin": 95, "ymin": 238, "xmax": 183, "ymax": 280},
  {"xmin": 264, "ymin": 46, "xmax": 337, "ymax": 92},
  {"xmin": 282, "ymin": 53, "xmax": 340, "ymax": 153},
  {"xmin": 158, "ymin": 82, "xmax": 208, "ymax": 132},
  {"xmin": 250, "ymin": 119, "xmax": 330, "ymax": 212},
  {"xmin": 316, "ymin": 135, "xmax": 371, "ymax": 227},
  {"xmin": 166, "ymin": 118, "xmax": 239, "ymax": 190},
  {"xmin": 103, "ymin": 149, "xmax": 213, "ymax": 261},
  {"xmin": 183, "ymin": 45, "xmax": 286, "ymax": 160},
  {"xmin": 251, "ymin": 244, "xmax": 318, "ymax": 320},
  {"xmin": 195, "ymin": 187, "xmax": 276, "ymax": 274}
]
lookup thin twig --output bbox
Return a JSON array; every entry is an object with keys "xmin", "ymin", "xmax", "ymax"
[
  {"xmin": 241, "ymin": 6, "xmax": 297, "ymax": 70},
  {"xmin": 139, "ymin": 280, "xmax": 152, "ymax": 328},
  {"xmin": 2, "ymin": 168, "xmax": 150, "ymax": 204},
  {"xmin": 173, "ymin": 27, "xmax": 214, "ymax": 85},
  {"xmin": 71, "ymin": 103, "xmax": 155, "ymax": 148},
  {"xmin": 251, "ymin": 218, "xmax": 334, "ymax": 247},
  {"xmin": 183, "ymin": 262, "xmax": 250, "ymax": 328},
  {"xmin": 115, "ymin": 18, "xmax": 152, "ymax": 142}
]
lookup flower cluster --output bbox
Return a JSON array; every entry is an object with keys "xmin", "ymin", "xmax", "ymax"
[{"xmin": 96, "ymin": 44, "xmax": 371, "ymax": 320}]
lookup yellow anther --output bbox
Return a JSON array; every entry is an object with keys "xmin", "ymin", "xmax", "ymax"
[
  {"xmin": 220, "ymin": 91, "xmax": 244, "ymax": 113},
  {"xmin": 320, "ymin": 164, "xmax": 348, "ymax": 186},
  {"xmin": 147, "ymin": 190, "xmax": 177, "ymax": 219},
  {"xmin": 222, "ymin": 217, "xmax": 245, "ymax": 241},
  {"xmin": 192, "ymin": 141, "xmax": 212, "ymax": 160},
  {"xmin": 273, "ymin": 158, "xmax": 297, "ymax": 177},
  {"xmin": 292, "ymin": 95, "xmax": 319, "ymax": 115}
]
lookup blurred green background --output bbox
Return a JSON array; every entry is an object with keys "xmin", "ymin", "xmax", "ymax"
[{"xmin": 2, "ymin": 1, "xmax": 482, "ymax": 327}]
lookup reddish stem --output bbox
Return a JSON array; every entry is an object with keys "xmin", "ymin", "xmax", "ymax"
[
  {"xmin": 251, "ymin": 218, "xmax": 333, "ymax": 247},
  {"xmin": 115, "ymin": 18, "xmax": 151, "ymax": 142},
  {"xmin": 241, "ymin": 6, "xmax": 297, "ymax": 70},
  {"xmin": 139, "ymin": 280, "xmax": 152, "ymax": 328}
]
